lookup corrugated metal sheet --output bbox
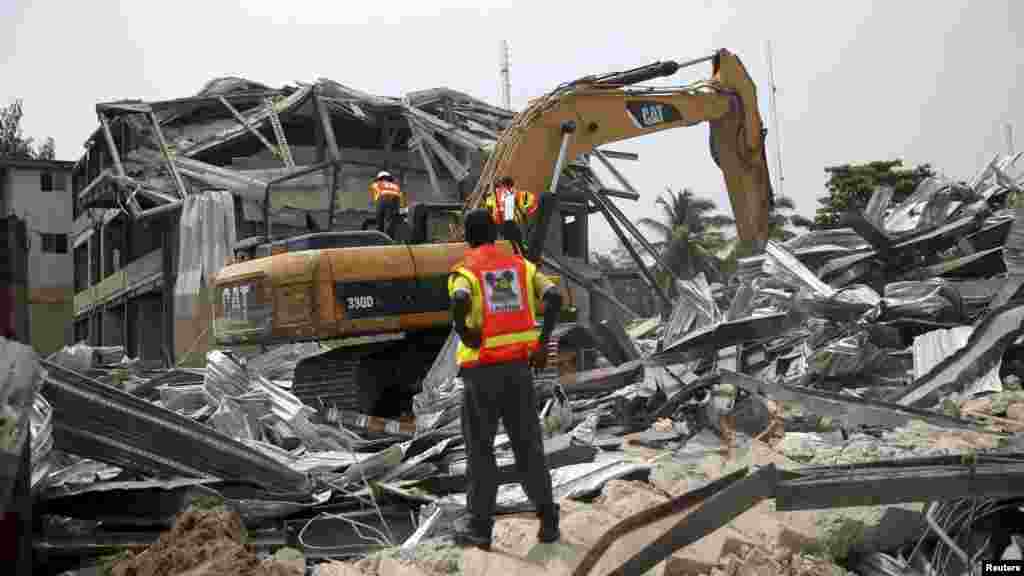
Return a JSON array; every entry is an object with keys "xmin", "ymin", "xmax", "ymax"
[{"xmin": 42, "ymin": 360, "xmax": 312, "ymax": 493}]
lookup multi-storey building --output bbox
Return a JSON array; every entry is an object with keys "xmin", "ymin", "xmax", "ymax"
[{"xmin": 0, "ymin": 158, "xmax": 75, "ymax": 354}]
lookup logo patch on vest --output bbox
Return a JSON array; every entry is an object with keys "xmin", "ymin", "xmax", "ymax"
[{"xmin": 483, "ymin": 268, "xmax": 524, "ymax": 313}]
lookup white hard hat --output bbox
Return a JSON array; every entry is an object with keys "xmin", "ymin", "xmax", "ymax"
[{"xmin": 376, "ymin": 171, "xmax": 392, "ymax": 180}]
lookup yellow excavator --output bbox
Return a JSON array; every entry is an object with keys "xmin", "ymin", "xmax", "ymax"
[{"xmin": 213, "ymin": 49, "xmax": 773, "ymax": 417}]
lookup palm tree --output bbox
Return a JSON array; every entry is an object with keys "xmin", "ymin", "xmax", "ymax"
[{"xmin": 638, "ymin": 188, "xmax": 735, "ymax": 289}]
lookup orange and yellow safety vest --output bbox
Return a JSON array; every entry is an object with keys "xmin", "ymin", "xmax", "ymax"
[
  {"xmin": 449, "ymin": 244, "xmax": 541, "ymax": 368},
  {"xmin": 370, "ymin": 180, "xmax": 403, "ymax": 203},
  {"xmin": 486, "ymin": 188, "xmax": 538, "ymax": 225}
]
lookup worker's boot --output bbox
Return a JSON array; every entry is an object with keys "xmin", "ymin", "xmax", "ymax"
[
  {"xmin": 452, "ymin": 515, "xmax": 492, "ymax": 551},
  {"xmin": 537, "ymin": 503, "xmax": 560, "ymax": 543}
]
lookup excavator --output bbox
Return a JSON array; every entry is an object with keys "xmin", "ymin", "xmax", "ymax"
[{"xmin": 212, "ymin": 49, "xmax": 774, "ymax": 417}]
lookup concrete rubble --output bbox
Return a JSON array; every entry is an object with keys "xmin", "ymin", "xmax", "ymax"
[{"xmin": 5, "ymin": 86, "xmax": 1024, "ymax": 574}]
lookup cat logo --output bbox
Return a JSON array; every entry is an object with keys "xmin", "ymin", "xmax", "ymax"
[
  {"xmin": 625, "ymin": 101, "xmax": 684, "ymax": 129},
  {"xmin": 483, "ymin": 268, "xmax": 523, "ymax": 313}
]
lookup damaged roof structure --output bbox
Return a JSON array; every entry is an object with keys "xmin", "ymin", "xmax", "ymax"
[{"xmin": 75, "ymin": 77, "xmax": 517, "ymax": 221}]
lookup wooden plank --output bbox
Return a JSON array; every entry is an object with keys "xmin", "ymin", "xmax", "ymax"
[
  {"xmin": 77, "ymin": 169, "xmax": 112, "ymax": 206},
  {"xmin": 218, "ymin": 96, "xmax": 278, "ymax": 161},
  {"xmin": 412, "ymin": 130, "xmax": 442, "ymax": 199},
  {"xmin": 180, "ymin": 86, "xmax": 312, "ymax": 158},
  {"xmin": 314, "ymin": 90, "xmax": 342, "ymax": 163},
  {"xmin": 147, "ymin": 112, "xmax": 187, "ymax": 198},
  {"xmin": 98, "ymin": 114, "xmax": 125, "ymax": 177},
  {"xmin": 414, "ymin": 122, "xmax": 470, "ymax": 181},
  {"xmin": 265, "ymin": 98, "xmax": 295, "ymax": 168},
  {"xmin": 328, "ymin": 165, "xmax": 339, "ymax": 229},
  {"xmin": 110, "ymin": 175, "xmax": 180, "ymax": 206}
]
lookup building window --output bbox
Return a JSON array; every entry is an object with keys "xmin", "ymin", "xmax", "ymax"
[
  {"xmin": 41, "ymin": 233, "xmax": 68, "ymax": 254},
  {"xmin": 40, "ymin": 171, "xmax": 66, "ymax": 192}
]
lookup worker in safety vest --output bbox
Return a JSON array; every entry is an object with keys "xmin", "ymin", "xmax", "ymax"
[
  {"xmin": 484, "ymin": 176, "xmax": 537, "ymax": 256},
  {"xmin": 447, "ymin": 208, "xmax": 562, "ymax": 549},
  {"xmin": 369, "ymin": 171, "xmax": 404, "ymax": 239}
]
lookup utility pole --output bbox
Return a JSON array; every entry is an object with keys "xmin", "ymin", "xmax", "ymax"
[
  {"xmin": 765, "ymin": 40, "xmax": 784, "ymax": 199},
  {"xmin": 499, "ymin": 40, "xmax": 512, "ymax": 110},
  {"xmin": 1006, "ymin": 122, "xmax": 1015, "ymax": 156}
]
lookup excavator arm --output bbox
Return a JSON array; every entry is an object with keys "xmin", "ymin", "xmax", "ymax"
[{"xmin": 468, "ymin": 49, "xmax": 774, "ymax": 256}]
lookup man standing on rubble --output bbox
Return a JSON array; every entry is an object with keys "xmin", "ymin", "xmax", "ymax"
[
  {"xmin": 369, "ymin": 171, "xmax": 404, "ymax": 239},
  {"xmin": 447, "ymin": 208, "xmax": 562, "ymax": 550},
  {"xmin": 485, "ymin": 176, "xmax": 537, "ymax": 256}
]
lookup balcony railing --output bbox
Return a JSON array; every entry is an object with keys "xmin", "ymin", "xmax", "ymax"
[{"xmin": 74, "ymin": 249, "xmax": 163, "ymax": 315}]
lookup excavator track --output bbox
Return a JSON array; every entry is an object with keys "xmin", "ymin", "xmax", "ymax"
[
  {"xmin": 291, "ymin": 328, "xmax": 451, "ymax": 418},
  {"xmin": 292, "ymin": 345, "xmax": 365, "ymax": 413}
]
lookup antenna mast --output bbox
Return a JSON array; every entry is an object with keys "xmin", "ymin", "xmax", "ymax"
[
  {"xmin": 765, "ymin": 40, "xmax": 784, "ymax": 199},
  {"xmin": 500, "ymin": 40, "xmax": 511, "ymax": 110}
]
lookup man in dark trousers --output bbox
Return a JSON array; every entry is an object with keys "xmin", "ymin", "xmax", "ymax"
[
  {"xmin": 447, "ymin": 208, "xmax": 562, "ymax": 549},
  {"xmin": 369, "ymin": 171, "xmax": 404, "ymax": 239}
]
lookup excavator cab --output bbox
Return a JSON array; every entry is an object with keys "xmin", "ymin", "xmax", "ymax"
[
  {"xmin": 358, "ymin": 202, "xmax": 465, "ymax": 245},
  {"xmin": 232, "ymin": 202, "xmax": 465, "ymax": 263}
]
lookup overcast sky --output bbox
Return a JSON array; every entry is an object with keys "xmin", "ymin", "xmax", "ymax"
[{"xmin": 2, "ymin": 0, "xmax": 1020, "ymax": 254}]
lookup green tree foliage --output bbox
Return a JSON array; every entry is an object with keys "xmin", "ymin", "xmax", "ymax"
[
  {"xmin": 638, "ymin": 187, "xmax": 734, "ymax": 288},
  {"xmin": 813, "ymin": 160, "xmax": 935, "ymax": 228},
  {"xmin": 0, "ymin": 99, "xmax": 56, "ymax": 160},
  {"xmin": 768, "ymin": 194, "xmax": 813, "ymax": 242}
]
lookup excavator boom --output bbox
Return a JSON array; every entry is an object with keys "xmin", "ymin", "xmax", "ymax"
[{"xmin": 468, "ymin": 48, "xmax": 774, "ymax": 254}]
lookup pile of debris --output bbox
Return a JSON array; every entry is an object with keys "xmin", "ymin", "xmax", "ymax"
[{"xmin": 15, "ymin": 152, "xmax": 1024, "ymax": 575}]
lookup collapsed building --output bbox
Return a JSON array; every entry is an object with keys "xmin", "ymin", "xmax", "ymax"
[
  {"xmin": 69, "ymin": 78, "xmax": 608, "ymax": 367},
  {"xmin": 8, "ymin": 57, "xmax": 1022, "ymax": 575}
]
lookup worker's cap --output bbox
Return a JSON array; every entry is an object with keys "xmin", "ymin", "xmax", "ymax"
[{"xmin": 376, "ymin": 171, "xmax": 392, "ymax": 180}]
